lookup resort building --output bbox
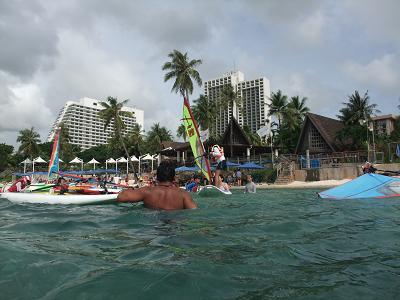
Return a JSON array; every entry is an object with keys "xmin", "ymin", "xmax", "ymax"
[
  {"xmin": 372, "ymin": 114, "xmax": 398, "ymax": 136},
  {"xmin": 204, "ymin": 71, "xmax": 271, "ymax": 136},
  {"xmin": 295, "ymin": 113, "xmax": 346, "ymax": 154},
  {"xmin": 48, "ymin": 97, "xmax": 144, "ymax": 150}
]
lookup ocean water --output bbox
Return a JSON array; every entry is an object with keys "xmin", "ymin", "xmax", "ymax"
[{"xmin": 1, "ymin": 189, "xmax": 400, "ymax": 299}]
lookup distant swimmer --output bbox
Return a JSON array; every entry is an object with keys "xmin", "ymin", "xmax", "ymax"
[
  {"xmin": 210, "ymin": 144, "xmax": 228, "ymax": 190},
  {"xmin": 244, "ymin": 175, "xmax": 256, "ymax": 193},
  {"xmin": 117, "ymin": 161, "xmax": 197, "ymax": 210},
  {"xmin": 186, "ymin": 175, "xmax": 201, "ymax": 192}
]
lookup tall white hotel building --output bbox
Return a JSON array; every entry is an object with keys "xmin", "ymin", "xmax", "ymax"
[
  {"xmin": 48, "ymin": 97, "xmax": 144, "ymax": 150},
  {"xmin": 204, "ymin": 71, "xmax": 271, "ymax": 136}
]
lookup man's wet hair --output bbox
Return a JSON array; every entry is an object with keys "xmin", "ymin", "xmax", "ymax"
[{"xmin": 157, "ymin": 161, "xmax": 176, "ymax": 182}]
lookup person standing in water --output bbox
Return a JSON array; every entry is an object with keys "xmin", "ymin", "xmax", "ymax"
[
  {"xmin": 117, "ymin": 161, "xmax": 197, "ymax": 210},
  {"xmin": 210, "ymin": 144, "xmax": 229, "ymax": 191},
  {"xmin": 244, "ymin": 174, "xmax": 256, "ymax": 193}
]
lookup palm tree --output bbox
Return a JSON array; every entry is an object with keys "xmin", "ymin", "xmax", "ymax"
[
  {"xmin": 126, "ymin": 123, "xmax": 144, "ymax": 157},
  {"xmin": 192, "ymin": 94, "xmax": 217, "ymax": 133},
  {"xmin": 176, "ymin": 123, "xmax": 187, "ymax": 142},
  {"xmin": 17, "ymin": 127, "xmax": 41, "ymax": 159},
  {"xmin": 162, "ymin": 49, "xmax": 202, "ymax": 100},
  {"xmin": 288, "ymin": 96, "xmax": 309, "ymax": 122},
  {"xmin": 98, "ymin": 96, "xmax": 138, "ymax": 180},
  {"xmin": 337, "ymin": 90, "xmax": 379, "ymax": 125},
  {"xmin": 219, "ymin": 85, "xmax": 243, "ymax": 157},
  {"xmin": 146, "ymin": 123, "xmax": 173, "ymax": 153},
  {"xmin": 268, "ymin": 90, "xmax": 288, "ymax": 127}
]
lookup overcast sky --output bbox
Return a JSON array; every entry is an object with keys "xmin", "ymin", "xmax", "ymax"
[{"xmin": 0, "ymin": 0, "xmax": 399, "ymax": 147}]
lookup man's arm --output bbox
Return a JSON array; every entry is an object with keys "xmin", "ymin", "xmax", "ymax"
[
  {"xmin": 117, "ymin": 188, "xmax": 146, "ymax": 203},
  {"xmin": 182, "ymin": 191, "xmax": 197, "ymax": 209}
]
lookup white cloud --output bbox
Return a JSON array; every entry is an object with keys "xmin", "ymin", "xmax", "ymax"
[
  {"xmin": 0, "ymin": 73, "xmax": 53, "ymax": 143},
  {"xmin": 342, "ymin": 54, "xmax": 400, "ymax": 91}
]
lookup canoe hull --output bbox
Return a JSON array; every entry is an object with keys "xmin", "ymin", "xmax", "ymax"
[
  {"xmin": 0, "ymin": 192, "xmax": 118, "ymax": 205},
  {"xmin": 197, "ymin": 185, "xmax": 232, "ymax": 196}
]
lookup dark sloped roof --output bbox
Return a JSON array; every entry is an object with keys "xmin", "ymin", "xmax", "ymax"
[
  {"xmin": 295, "ymin": 112, "xmax": 345, "ymax": 153},
  {"xmin": 221, "ymin": 116, "xmax": 251, "ymax": 146},
  {"xmin": 160, "ymin": 141, "xmax": 190, "ymax": 151}
]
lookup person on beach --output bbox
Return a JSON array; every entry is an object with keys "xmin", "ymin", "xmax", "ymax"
[
  {"xmin": 362, "ymin": 161, "xmax": 377, "ymax": 174},
  {"xmin": 244, "ymin": 174, "xmax": 256, "ymax": 193},
  {"xmin": 117, "ymin": 161, "xmax": 197, "ymax": 210},
  {"xmin": 210, "ymin": 144, "xmax": 227, "ymax": 189},
  {"xmin": 236, "ymin": 168, "xmax": 242, "ymax": 186}
]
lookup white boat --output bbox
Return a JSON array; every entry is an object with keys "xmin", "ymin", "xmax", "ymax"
[
  {"xmin": 0, "ymin": 192, "xmax": 118, "ymax": 205},
  {"xmin": 197, "ymin": 185, "xmax": 232, "ymax": 196}
]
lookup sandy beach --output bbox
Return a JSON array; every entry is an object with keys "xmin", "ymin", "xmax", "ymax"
[{"xmin": 231, "ymin": 179, "xmax": 352, "ymax": 190}]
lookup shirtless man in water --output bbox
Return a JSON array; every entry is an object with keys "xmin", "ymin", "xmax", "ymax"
[{"xmin": 117, "ymin": 161, "xmax": 197, "ymax": 210}]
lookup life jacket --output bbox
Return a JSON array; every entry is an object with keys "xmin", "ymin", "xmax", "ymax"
[{"xmin": 211, "ymin": 145, "xmax": 224, "ymax": 159}]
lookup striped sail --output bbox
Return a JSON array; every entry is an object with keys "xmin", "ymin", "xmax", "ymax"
[
  {"xmin": 182, "ymin": 97, "xmax": 212, "ymax": 181},
  {"xmin": 47, "ymin": 128, "xmax": 61, "ymax": 180}
]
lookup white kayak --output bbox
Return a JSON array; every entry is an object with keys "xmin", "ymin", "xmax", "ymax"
[
  {"xmin": 197, "ymin": 185, "xmax": 232, "ymax": 196},
  {"xmin": 0, "ymin": 192, "xmax": 118, "ymax": 205}
]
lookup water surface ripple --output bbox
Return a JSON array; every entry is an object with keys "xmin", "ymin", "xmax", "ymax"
[{"xmin": 1, "ymin": 189, "xmax": 400, "ymax": 299}]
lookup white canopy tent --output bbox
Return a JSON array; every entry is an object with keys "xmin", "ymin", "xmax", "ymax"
[
  {"xmin": 20, "ymin": 158, "xmax": 32, "ymax": 174},
  {"xmin": 116, "ymin": 157, "xmax": 128, "ymax": 175},
  {"xmin": 69, "ymin": 157, "xmax": 83, "ymax": 171},
  {"xmin": 139, "ymin": 153, "xmax": 157, "ymax": 174},
  {"xmin": 87, "ymin": 158, "xmax": 100, "ymax": 171},
  {"xmin": 105, "ymin": 158, "xmax": 116, "ymax": 171},
  {"xmin": 32, "ymin": 157, "xmax": 47, "ymax": 173},
  {"xmin": 130, "ymin": 155, "xmax": 139, "ymax": 162}
]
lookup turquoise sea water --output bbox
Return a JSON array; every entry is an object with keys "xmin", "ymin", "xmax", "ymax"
[{"xmin": 1, "ymin": 189, "xmax": 400, "ymax": 299}]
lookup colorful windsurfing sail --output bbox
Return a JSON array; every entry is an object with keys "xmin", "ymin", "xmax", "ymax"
[
  {"xmin": 182, "ymin": 97, "xmax": 212, "ymax": 181},
  {"xmin": 47, "ymin": 127, "xmax": 61, "ymax": 180}
]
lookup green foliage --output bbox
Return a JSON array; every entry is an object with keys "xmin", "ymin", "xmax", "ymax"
[
  {"xmin": 162, "ymin": 49, "xmax": 202, "ymax": 98},
  {"xmin": 192, "ymin": 94, "xmax": 217, "ymax": 134},
  {"xmin": 98, "ymin": 96, "xmax": 138, "ymax": 179},
  {"xmin": 249, "ymin": 169, "xmax": 276, "ymax": 183},
  {"xmin": 0, "ymin": 143, "xmax": 14, "ymax": 172},
  {"xmin": 38, "ymin": 142, "xmax": 53, "ymax": 160},
  {"xmin": 16, "ymin": 127, "xmax": 41, "ymax": 158},
  {"xmin": 125, "ymin": 123, "xmax": 145, "ymax": 157},
  {"xmin": 80, "ymin": 144, "xmax": 112, "ymax": 165},
  {"xmin": 145, "ymin": 123, "xmax": 173, "ymax": 153},
  {"xmin": 337, "ymin": 90, "xmax": 379, "ymax": 125},
  {"xmin": 176, "ymin": 123, "xmax": 187, "ymax": 142},
  {"xmin": 243, "ymin": 125, "xmax": 262, "ymax": 146},
  {"xmin": 267, "ymin": 91, "xmax": 309, "ymax": 153}
]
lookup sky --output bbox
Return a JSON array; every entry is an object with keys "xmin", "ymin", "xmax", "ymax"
[{"xmin": 0, "ymin": 0, "xmax": 399, "ymax": 147}]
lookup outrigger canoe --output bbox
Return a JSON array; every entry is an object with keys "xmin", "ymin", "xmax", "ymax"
[
  {"xmin": 318, "ymin": 173, "xmax": 400, "ymax": 199},
  {"xmin": 0, "ymin": 192, "xmax": 118, "ymax": 205},
  {"xmin": 197, "ymin": 185, "xmax": 232, "ymax": 196}
]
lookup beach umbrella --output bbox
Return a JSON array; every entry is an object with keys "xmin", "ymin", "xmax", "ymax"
[
  {"xmin": 117, "ymin": 157, "xmax": 128, "ymax": 175},
  {"xmin": 69, "ymin": 157, "xmax": 83, "ymax": 171},
  {"xmin": 130, "ymin": 155, "xmax": 139, "ymax": 162},
  {"xmin": 20, "ymin": 158, "xmax": 32, "ymax": 174},
  {"xmin": 32, "ymin": 156, "xmax": 47, "ymax": 173},
  {"xmin": 87, "ymin": 158, "xmax": 99, "ymax": 171},
  {"xmin": 151, "ymin": 154, "xmax": 159, "ymax": 172},
  {"xmin": 175, "ymin": 165, "xmax": 200, "ymax": 172},
  {"xmin": 239, "ymin": 162, "xmax": 265, "ymax": 169},
  {"xmin": 141, "ymin": 153, "xmax": 156, "ymax": 173},
  {"xmin": 105, "ymin": 158, "xmax": 116, "ymax": 172}
]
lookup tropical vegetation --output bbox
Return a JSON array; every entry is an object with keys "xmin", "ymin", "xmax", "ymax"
[
  {"xmin": 162, "ymin": 49, "xmax": 202, "ymax": 100},
  {"xmin": 98, "ymin": 96, "xmax": 138, "ymax": 180}
]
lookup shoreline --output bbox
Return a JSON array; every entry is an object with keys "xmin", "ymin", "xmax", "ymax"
[{"xmin": 231, "ymin": 179, "xmax": 352, "ymax": 190}]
